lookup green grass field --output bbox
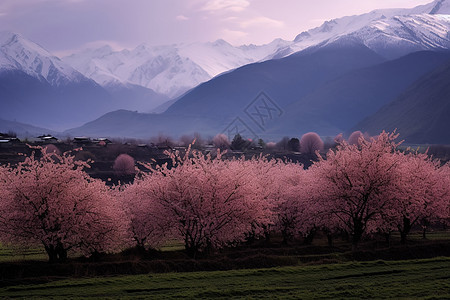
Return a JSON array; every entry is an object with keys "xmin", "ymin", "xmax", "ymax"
[
  {"xmin": 1, "ymin": 257, "xmax": 449, "ymax": 299},
  {"xmin": 0, "ymin": 245, "xmax": 47, "ymax": 262}
]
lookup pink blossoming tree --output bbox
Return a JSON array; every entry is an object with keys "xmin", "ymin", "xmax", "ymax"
[
  {"xmin": 0, "ymin": 148, "xmax": 126, "ymax": 262},
  {"xmin": 134, "ymin": 146, "xmax": 272, "ymax": 256},
  {"xmin": 113, "ymin": 154, "xmax": 136, "ymax": 176},
  {"xmin": 380, "ymin": 151, "xmax": 450, "ymax": 243},
  {"xmin": 212, "ymin": 133, "xmax": 231, "ymax": 150},
  {"xmin": 300, "ymin": 132, "xmax": 324, "ymax": 154},
  {"xmin": 310, "ymin": 132, "xmax": 402, "ymax": 250}
]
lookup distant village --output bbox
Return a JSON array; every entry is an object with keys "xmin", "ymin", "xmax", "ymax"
[
  {"xmin": 0, "ymin": 131, "xmax": 321, "ymax": 184},
  {"xmin": 2, "ymin": 131, "xmax": 450, "ymax": 186}
]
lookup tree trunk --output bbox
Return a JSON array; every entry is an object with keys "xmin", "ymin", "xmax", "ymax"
[
  {"xmin": 327, "ymin": 233, "xmax": 333, "ymax": 248},
  {"xmin": 245, "ymin": 228, "xmax": 256, "ymax": 245},
  {"xmin": 184, "ymin": 236, "xmax": 201, "ymax": 259},
  {"xmin": 281, "ymin": 229, "xmax": 290, "ymax": 245},
  {"xmin": 422, "ymin": 226, "xmax": 427, "ymax": 240},
  {"xmin": 264, "ymin": 229, "xmax": 271, "ymax": 246},
  {"xmin": 203, "ymin": 239, "xmax": 213, "ymax": 256},
  {"xmin": 56, "ymin": 242, "xmax": 67, "ymax": 262},
  {"xmin": 384, "ymin": 232, "xmax": 391, "ymax": 248},
  {"xmin": 135, "ymin": 243, "xmax": 147, "ymax": 255},
  {"xmin": 303, "ymin": 228, "xmax": 316, "ymax": 245},
  {"xmin": 281, "ymin": 222, "xmax": 293, "ymax": 245},
  {"xmin": 351, "ymin": 221, "xmax": 364, "ymax": 251},
  {"xmin": 400, "ymin": 216, "xmax": 412, "ymax": 245},
  {"xmin": 44, "ymin": 245, "xmax": 58, "ymax": 263},
  {"xmin": 185, "ymin": 244, "xmax": 199, "ymax": 259},
  {"xmin": 421, "ymin": 218, "xmax": 430, "ymax": 240},
  {"xmin": 44, "ymin": 242, "xmax": 67, "ymax": 263}
]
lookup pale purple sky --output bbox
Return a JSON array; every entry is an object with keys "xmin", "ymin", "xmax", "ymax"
[{"xmin": 0, "ymin": 0, "xmax": 433, "ymax": 54}]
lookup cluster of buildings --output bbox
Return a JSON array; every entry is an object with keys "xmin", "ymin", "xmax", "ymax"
[{"xmin": 0, "ymin": 133, "xmax": 114, "ymax": 147}]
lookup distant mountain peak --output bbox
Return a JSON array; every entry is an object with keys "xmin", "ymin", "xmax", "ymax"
[
  {"xmin": 319, "ymin": 20, "xmax": 338, "ymax": 33},
  {"xmin": 64, "ymin": 37, "xmax": 294, "ymax": 98},
  {"xmin": 0, "ymin": 31, "xmax": 17, "ymax": 44},
  {"xmin": 0, "ymin": 31, "xmax": 84, "ymax": 85},
  {"xmin": 211, "ymin": 39, "xmax": 231, "ymax": 47},
  {"xmin": 287, "ymin": 0, "xmax": 450, "ymax": 59},
  {"xmin": 294, "ymin": 31, "xmax": 311, "ymax": 42},
  {"xmin": 0, "ymin": 31, "xmax": 22, "ymax": 44}
]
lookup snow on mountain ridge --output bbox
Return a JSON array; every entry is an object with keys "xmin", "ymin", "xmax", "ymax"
[
  {"xmin": 290, "ymin": 0, "xmax": 450, "ymax": 56},
  {"xmin": 0, "ymin": 31, "xmax": 85, "ymax": 85},
  {"xmin": 64, "ymin": 38, "xmax": 290, "ymax": 97},
  {"xmin": 62, "ymin": 0, "xmax": 450, "ymax": 98},
  {"xmin": 328, "ymin": 13, "xmax": 450, "ymax": 58}
]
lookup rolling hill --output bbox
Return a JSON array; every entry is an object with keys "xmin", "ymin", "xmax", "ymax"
[{"xmin": 355, "ymin": 61, "xmax": 450, "ymax": 144}]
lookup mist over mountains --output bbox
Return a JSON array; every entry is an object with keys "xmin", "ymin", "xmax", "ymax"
[{"xmin": 2, "ymin": 0, "xmax": 450, "ymax": 143}]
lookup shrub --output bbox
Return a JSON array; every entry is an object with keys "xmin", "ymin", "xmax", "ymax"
[
  {"xmin": 300, "ymin": 132, "xmax": 324, "ymax": 154},
  {"xmin": 113, "ymin": 154, "xmax": 135, "ymax": 176}
]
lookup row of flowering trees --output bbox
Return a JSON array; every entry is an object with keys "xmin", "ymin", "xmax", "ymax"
[{"xmin": 0, "ymin": 132, "xmax": 449, "ymax": 261}]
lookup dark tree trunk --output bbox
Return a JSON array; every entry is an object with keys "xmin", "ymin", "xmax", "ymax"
[
  {"xmin": 264, "ymin": 230, "xmax": 271, "ymax": 245},
  {"xmin": 281, "ymin": 229, "xmax": 291, "ymax": 245},
  {"xmin": 303, "ymin": 228, "xmax": 316, "ymax": 245},
  {"xmin": 421, "ymin": 218, "xmax": 430, "ymax": 240},
  {"xmin": 422, "ymin": 226, "xmax": 427, "ymax": 239},
  {"xmin": 185, "ymin": 244, "xmax": 199, "ymax": 259},
  {"xmin": 45, "ymin": 245, "xmax": 58, "ymax": 263},
  {"xmin": 245, "ymin": 227, "xmax": 257, "ymax": 245},
  {"xmin": 281, "ymin": 222, "xmax": 293, "ymax": 245},
  {"xmin": 135, "ymin": 244, "xmax": 147, "ymax": 254},
  {"xmin": 400, "ymin": 216, "xmax": 412, "ymax": 245},
  {"xmin": 327, "ymin": 233, "xmax": 333, "ymax": 248},
  {"xmin": 352, "ymin": 221, "xmax": 364, "ymax": 251},
  {"xmin": 44, "ymin": 242, "xmax": 67, "ymax": 263},
  {"xmin": 384, "ymin": 232, "xmax": 391, "ymax": 248},
  {"xmin": 203, "ymin": 239, "xmax": 214, "ymax": 256}
]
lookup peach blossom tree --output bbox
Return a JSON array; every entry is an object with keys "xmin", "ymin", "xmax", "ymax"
[
  {"xmin": 300, "ymin": 132, "xmax": 324, "ymax": 154},
  {"xmin": 212, "ymin": 133, "xmax": 231, "ymax": 150},
  {"xmin": 0, "ymin": 148, "xmax": 126, "ymax": 262},
  {"xmin": 134, "ymin": 146, "xmax": 272, "ymax": 257},
  {"xmin": 380, "ymin": 151, "xmax": 450, "ymax": 243},
  {"xmin": 118, "ymin": 178, "xmax": 171, "ymax": 251},
  {"xmin": 310, "ymin": 132, "xmax": 402, "ymax": 250},
  {"xmin": 113, "ymin": 154, "xmax": 136, "ymax": 176}
]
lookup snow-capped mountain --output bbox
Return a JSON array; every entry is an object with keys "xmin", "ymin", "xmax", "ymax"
[
  {"xmin": 3, "ymin": 0, "xmax": 450, "ymax": 136},
  {"xmin": 0, "ymin": 31, "xmax": 86, "ymax": 86},
  {"xmin": 63, "ymin": 38, "xmax": 291, "ymax": 98},
  {"xmin": 290, "ymin": 0, "xmax": 450, "ymax": 58},
  {"xmin": 346, "ymin": 14, "xmax": 450, "ymax": 58},
  {"xmin": 63, "ymin": 0, "xmax": 450, "ymax": 99},
  {"xmin": 0, "ymin": 31, "xmax": 166, "ymax": 130}
]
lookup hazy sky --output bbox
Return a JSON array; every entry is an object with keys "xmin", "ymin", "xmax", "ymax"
[{"xmin": 0, "ymin": 0, "xmax": 434, "ymax": 55}]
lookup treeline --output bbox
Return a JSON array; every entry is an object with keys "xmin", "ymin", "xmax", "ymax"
[{"xmin": 0, "ymin": 132, "xmax": 449, "ymax": 262}]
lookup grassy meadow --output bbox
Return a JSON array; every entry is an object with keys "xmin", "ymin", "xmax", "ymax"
[
  {"xmin": 1, "ymin": 231, "xmax": 449, "ymax": 299},
  {"xmin": 1, "ymin": 257, "xmax": 449, "ymax": 299}
]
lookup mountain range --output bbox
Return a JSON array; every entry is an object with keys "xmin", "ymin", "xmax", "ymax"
[
  {"xmin": 2, "ymin": 0, "xmax": 450, "ymax": 144},
  {"xmin": 0, "ymin": 31, "xmax": 167, "ymax": 130},
  {"xmin": 63, "ymin": 39, "xmax": 291, "ymax": 99},
  {"xmin": 62, "ymin": 0, "xmax": 450, "ymax": 99}
]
